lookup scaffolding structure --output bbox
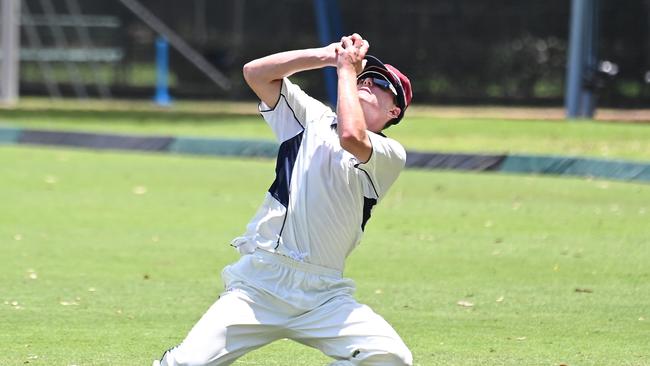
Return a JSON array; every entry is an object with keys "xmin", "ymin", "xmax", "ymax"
[{"xmin": 2, "ymin": 0, "xmax": 233, "ymax": 103}]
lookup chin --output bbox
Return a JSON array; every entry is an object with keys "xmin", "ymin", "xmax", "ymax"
[{"xmin": 359, "ymin": 101, "xmax": 380, "ymax": 116}]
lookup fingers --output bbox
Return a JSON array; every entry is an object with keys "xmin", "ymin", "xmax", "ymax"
[
  {"xmin": 359, "ymin": 39, "xmax": 369, "ymax": 55},
  {"xmin": 350, "ymin": 33, "xmax": 363, "ymax": 47},
  {"xmin": 340, "ymin": 36, "xmax": 353, "ymax": 49},
  {"xmin": 336, "ymin": 33, "xmax": 369, "ymax": 73},
  {"xmin": 340, "ymin": 33, "xmax": 368, "ymax": 50}
]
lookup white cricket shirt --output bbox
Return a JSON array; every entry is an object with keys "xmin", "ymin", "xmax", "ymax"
[{"xmin": 231, "ymin": 78, "xmax": 406, "ymax": 271}]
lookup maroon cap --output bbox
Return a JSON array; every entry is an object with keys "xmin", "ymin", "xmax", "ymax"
[{"xmin": 358, "ymin": 55, "xmax": 413, "ymax": 124}]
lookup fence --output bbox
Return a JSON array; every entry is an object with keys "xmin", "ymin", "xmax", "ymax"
[{"xmin": 6, "ymin": 0, "xmax": 650, "ymax": 107}]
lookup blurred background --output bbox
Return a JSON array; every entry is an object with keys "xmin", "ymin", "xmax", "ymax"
[{"xmin": 2, "ymin": 0, "xmax": 649, "ymax": 108}]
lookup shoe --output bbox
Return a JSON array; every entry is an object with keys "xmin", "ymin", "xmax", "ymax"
[{"xmin": 152, "ymin": 361, "xmax": 161, "ymax": 366}]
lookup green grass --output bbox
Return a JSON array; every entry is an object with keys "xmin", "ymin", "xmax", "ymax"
[
  {"xmin": 1, "ymin": 100, "xmax": 650, "ymax": 161},
  {"xmin": 1, "ymin": 100, "xmax": 649, "ymax": 364},
  {"xmin": 1, "ymin": 145, "xmax": 649, "ymax": 365}
]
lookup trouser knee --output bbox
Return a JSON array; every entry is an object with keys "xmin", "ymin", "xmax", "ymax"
[{"xmin": 356, "ymin": 347, "xmax": 413, "ymax": 366}]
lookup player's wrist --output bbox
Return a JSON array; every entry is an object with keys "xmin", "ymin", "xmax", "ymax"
[
  {"xmin": 319, "ymin": 44, "xmax": 339, "ymax": 67},
  {"xmin": 337, "ymin": 62, "xmax": 358, "ymax": 75}
]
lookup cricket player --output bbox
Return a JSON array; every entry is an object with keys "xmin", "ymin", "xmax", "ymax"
[{"xmin": 155, "ymin": 33, "xmax": 413, "ymax": 366}]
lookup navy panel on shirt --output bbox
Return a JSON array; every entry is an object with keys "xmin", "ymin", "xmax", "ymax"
[
  {"xmin": 361, "ymin": 197, "xmax": 378, "ymax": 231},
  {"xmin": 269, "ymin": 132, "xmax": 304, "ymax": 207}
]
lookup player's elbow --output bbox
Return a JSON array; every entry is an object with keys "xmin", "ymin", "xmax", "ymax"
[
  {"xmin": 243, "ymin": 60, "xmax": 270, "ymax": 86},
  {"xmin": 242, "ymin": 61, "xmax": 258, "ymax": 86},
  {"xmin": 340, "ymin": 132, "xmax": 371, "ymax": 162},
  {"xmin": 339, "ymin": 129, "xmax": 365, "ymax": 148}
]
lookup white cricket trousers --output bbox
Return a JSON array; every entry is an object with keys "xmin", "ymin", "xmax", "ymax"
[{"xmin": 159, "ymin": 249, "xmax": 412, "ymax": 366}]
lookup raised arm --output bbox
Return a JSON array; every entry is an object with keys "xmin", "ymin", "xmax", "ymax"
[
  {"xmin": 335, "ymin": 34, "xmax": 371, "ymax": 162},
  {"xmin": 242, "ymin": 44, "xmax": 339, "ymax": 109}
]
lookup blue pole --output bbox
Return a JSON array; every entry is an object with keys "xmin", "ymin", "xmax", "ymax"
[
  {"xmin": 580, "ymin": 0, "xmax": 599, "ymax": 118},
  {"xmin": 565, "ymin": 0, "xmax": 587, "ymax": 119},
  {"xmin": 313, "ymin": 0, "xmax": 342, "ymax": 108},
  {"xmin": 328, "ymin": 0, "xmax": 343, "ymax": 39},
  {"xmin": 155, "ymin": 36, "xmax": 171, "ymax": 106}
]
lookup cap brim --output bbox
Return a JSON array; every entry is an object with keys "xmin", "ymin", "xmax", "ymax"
[{"xmin": 364, "ymin": 55, "xmax": 386, "ymax": 69}]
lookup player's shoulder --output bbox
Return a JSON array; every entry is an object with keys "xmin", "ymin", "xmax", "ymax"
[
  {"xmin": 370, "ymin": 131, "xmax": 406, "ymax": 155},
  {"xmin": 282, "ymin": 77, "xmax": 329, "ymax": 106}
]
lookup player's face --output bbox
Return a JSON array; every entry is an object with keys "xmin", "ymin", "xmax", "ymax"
[{"xmin": 357, "ymin": 76, "xmax": 400, "ymax": 132}]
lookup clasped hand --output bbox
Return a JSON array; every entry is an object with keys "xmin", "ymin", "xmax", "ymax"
[{"xmin": 332, "ymin": 33, "xmax": 369, "ymax": 75}]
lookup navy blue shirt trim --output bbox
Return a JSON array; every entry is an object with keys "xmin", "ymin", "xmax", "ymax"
[{"xmin": 269, "ymin": 131, "xmax": 303, "ymax": 207}]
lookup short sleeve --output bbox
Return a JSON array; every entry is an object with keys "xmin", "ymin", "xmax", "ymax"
[
  {"xmin": 354, "ymin": 132, "xmax": 406, "ymax": 200},
  {"xmin": 259, "ymin": 78, "xmax": 333, "ymax": 143}
]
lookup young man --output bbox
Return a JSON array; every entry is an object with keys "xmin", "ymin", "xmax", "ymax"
[{"xmin": 155, "ymin": 33, "xmax": 413, "ymax": 366}]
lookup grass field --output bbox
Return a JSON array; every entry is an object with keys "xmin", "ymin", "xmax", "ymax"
[{"xmin": 1, "ymin": 101, "xmax": 649, "ymax": 365}]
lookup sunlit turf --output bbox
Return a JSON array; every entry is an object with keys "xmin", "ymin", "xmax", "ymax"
[{"xmin": 1, "ymin": 145, "xmax": 649, "ymax": 365}]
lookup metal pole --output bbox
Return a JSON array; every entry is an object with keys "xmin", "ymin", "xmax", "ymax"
[
  {"xmin": 313, "ymin": 0, "xmax": 343, "ymax": 108},
  {"xmin": 1, "ymin": 0, "xmax": 20, "ymax": 105},
  {"xmin": 154, "ymin": 36, "xmax": 171, "ymax": 106},
  {"xmin": 566, "ymin": 0, "xmax": 600, "ymax": 119},
  {"xmin": 328, "ymin": 0, "xmax": 343, "ymax": 40},
  {"xmin": 565, "ymin": 0, "xmax": 587, "ymax": 119},
  {"xmin": 581, "ymin": 0, "xmax": 600, "ymax": 118}
]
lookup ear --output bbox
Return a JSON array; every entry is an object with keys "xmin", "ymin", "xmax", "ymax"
[{"xmin": 388, "ymin": 106, "xmax": 401, "ymax": 119}]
